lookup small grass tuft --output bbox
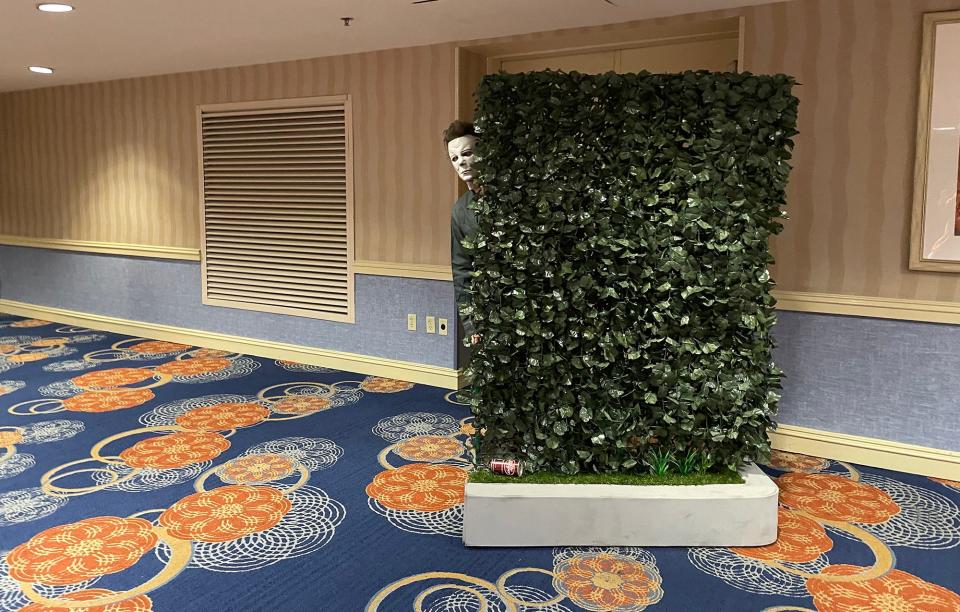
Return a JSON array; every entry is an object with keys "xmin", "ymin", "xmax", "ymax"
[{"xmin": 468, "ymin": 469, "xmax": 744, "ymax": 486}]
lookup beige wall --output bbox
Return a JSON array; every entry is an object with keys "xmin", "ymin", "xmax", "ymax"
[
  {"xmin": 0, "ymin": 45, "xmax": 457, "ymax": 263},
  {"xmin": 744, "ymin": 0, "xmax": 960, "ymax": 302},
  {"xmin": 2, "ymin": 0, "xmax": 960, "ymax": 303}
]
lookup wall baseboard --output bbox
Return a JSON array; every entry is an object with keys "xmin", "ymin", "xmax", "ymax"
[
  {"xmin": 0, "ymin": 299, "xmax": 460, "ymax": 390},
  {"xmin": 770, "ymin": 423, "xmax": 959, "ymax": 480},
  {"xmin": 2, "ymin": 299, "xmax": 958, "ymax": 478}
]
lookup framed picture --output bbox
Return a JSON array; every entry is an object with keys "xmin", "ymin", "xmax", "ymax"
[{"xmin": 911, "ymin": 10, "xmax": 960, "ymax": 272}]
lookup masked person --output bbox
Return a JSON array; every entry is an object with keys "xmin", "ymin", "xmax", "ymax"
[{"xmin": 445, "ymin": 120, "xmax": 481, "ymax": 351}]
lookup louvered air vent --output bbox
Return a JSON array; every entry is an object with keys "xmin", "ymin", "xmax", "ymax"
[{"xmin": 197, "ymin": 96, "xmax": 354, "ymax": 323}]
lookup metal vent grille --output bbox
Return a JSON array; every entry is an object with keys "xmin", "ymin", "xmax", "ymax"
[{"xmin": 197, "ymin": 96, "xmax": 354, "ymax": 322}]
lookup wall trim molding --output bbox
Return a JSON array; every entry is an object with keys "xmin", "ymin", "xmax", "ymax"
[
  {"xmin": 484, "ymin": 29, "xmax": 740, "ymax": 69},
  {"xmin": 770, "ymin": 423, "xmax": 960, "ymax": 480},
  {"xmin": 0, "ymin": 235, "xmax": 200, "ymax": 261},
  {"xmin": 2, "ymin": 239, "xmax": 959, "ymax": 324},
  {"xmin": 352, "ymin": 260, "xmax": 453, "ymax": 281},
  {"xmin": 0, "ymin": 299, "xmax": 460, "ymax": 390},
  {"xmin": 0, "ymin": 240, "xmax": 453, "ymax": 280},
  {"xmin": 772, "ymin": 290, "xmax": 960, "ymax": 325}
]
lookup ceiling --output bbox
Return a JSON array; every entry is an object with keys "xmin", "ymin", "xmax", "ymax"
[{"xmin": 0, "ymin": 0, "xmax": 784, "ymax": 93}]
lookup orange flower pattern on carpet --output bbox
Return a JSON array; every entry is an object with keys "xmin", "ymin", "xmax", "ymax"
[
  {"xmin": 175, "ymin": 402, "xmax": 269, "ymax": 431},
  {"xmin": 395, "ymin": 436, "xmax": 464, "ymax": 462},
  {"xmin": 767, "ymin": 450, "xmax": 829, "ymax": 473},
  {"xmin": 129, "ymin": 340, "xmax": 190, "ymax": 354},
  {"xmin": 931, "ymin": 477, "xmax": 960, "ymax": 490},
  {"xmin": 807, "ymin": 564, "xmax": 960, "ymax": 611},
  {"xmin": 219, "ymin": 454, "xmax": 297, "ymax": 484},
  {"xmin": 366, "ymin": 464, "xmax": 468, "ymax": 512},
  {"xmin": 732, "ymin": 508, "xmax": 833, "ymax": 563},
  {"xmin": 29, "ymin": 338, "xmax": 68, "ymax": 348},
  {"xmin": 0, "ymin": 430, "xmax": 24, "ymax": 446},
  {"xmin": 19, "ymin": 588, "xmax": 153, "ymax": 611},
  {"xmin": 6, "ymin": 516, "xmax": 157, "ymax": 586},
  {"xmin": 72, "ymin": 368, "xmax": 155, "ymax": 390},
  {"xmin": 120, "ymin": 431, "xmax": 230, "ymax": 469},
  {"xmin": 777, "ymin": 473, "xmax": 900, "ymax": 524},
  {"xmin": 272, "ymin": 396, "xmax": 331, "ymax": 415},
  {"xmin": 361, "ymin": 377, "xmax": 414, "ymax": 393},
  {"xmin": 11, "ymin": 319, "xmax": 51, "ymax": 328},
  {"xmin": 553, "ymin": 551, "xmax": 664, "ymax": 611},
  {"xmin": 154, "ymin": 358, "xmax": 231, "ymax": 377},
  {"xmin": 190, "ymin": 348, "xmax": 231, "ymax": 358},
  {"xmin": 159, "ymin": 484, "xmax": 291, "ymax": 542},
  {"xmin": 7, "ymin": 353, "xmax": 49, "ymax": 363},
  {"xmin": 63, "ymin": 389, "xmax": 155, "ymax": 413}
]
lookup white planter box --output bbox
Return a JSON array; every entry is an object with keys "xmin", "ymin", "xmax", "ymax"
[{"xmin": 463, "ymin": 462, "xmax": 778, "ymax": 547}]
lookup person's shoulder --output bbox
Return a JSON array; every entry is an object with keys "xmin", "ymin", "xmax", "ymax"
[
  {"xmin": 452, "ymin": 190, "xmax": 473, "ymax": 217},
  {"xmin": 454, "ymin": 189, "xmax": 473, "ymax": 207}
]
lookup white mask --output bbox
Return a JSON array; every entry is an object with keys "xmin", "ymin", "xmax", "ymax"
[{"xmin": 447, "ymin": 135, "xmax": 477, "ymax": 185}]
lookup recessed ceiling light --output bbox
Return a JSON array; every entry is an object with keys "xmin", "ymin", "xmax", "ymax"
[
  {"xmin": 37, "ymin": 3, "xmax": 74, "ymax": 12},
  {"xmin": 28, "ymin": 66, "xmax": 55, "ymax": 74}
]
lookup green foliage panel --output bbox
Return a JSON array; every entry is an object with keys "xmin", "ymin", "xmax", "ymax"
[{"xmin": 461, "ymin": 71, "xmax": 799, "ymax": 475}]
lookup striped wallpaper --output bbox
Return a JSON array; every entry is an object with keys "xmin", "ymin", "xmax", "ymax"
[
  {"xmin": 2, "ymin": 0, "xmax": 960, "ymax": 303},
  {"xmin": 743, "ymin": 0, "xmax": 960, "ymax": 302},
  {"xmin": 0, "ymin": 44, "xmax": 457, "ymax": 263}
]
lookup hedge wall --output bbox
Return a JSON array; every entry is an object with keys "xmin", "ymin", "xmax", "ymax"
[{"xmin": 460, "ymin": 70, "xmax": 798, "ymax": 475}]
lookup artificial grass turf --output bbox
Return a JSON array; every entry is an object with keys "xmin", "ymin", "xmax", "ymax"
[{"xmin": 468, "ymin": 469, "xmax": 744, "ymax": 486}]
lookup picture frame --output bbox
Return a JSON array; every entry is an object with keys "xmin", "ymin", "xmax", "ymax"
[{"xmin": 911, "ymin": 10, "xmax": 960, "ymax": 272}]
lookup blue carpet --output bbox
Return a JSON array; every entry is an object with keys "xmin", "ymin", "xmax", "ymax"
[{"xmin": 0, "ymin": 314, "xmax": 958, "ymax": 611}]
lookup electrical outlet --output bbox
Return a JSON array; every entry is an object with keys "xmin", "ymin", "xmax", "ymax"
[
  {"xmin": 425, "ymin": 315, "xmax": 436, "ymax": 334},
  {"xmin": 407, "ymin": 313, "xmax": 417, "ymax": 331},
  {"xmin": 438, "ymin": 318, "xmax": 448, "ymax": 336}
]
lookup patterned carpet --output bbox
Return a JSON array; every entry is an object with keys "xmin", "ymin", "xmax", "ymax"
[{"xmin": 0, "ymin": 314, "xmax": 958, "ymax": 611}]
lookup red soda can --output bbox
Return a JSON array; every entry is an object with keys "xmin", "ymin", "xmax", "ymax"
[{"xmin": 490, "ymin": 459, "xmax": 523, "ymax": 477}]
